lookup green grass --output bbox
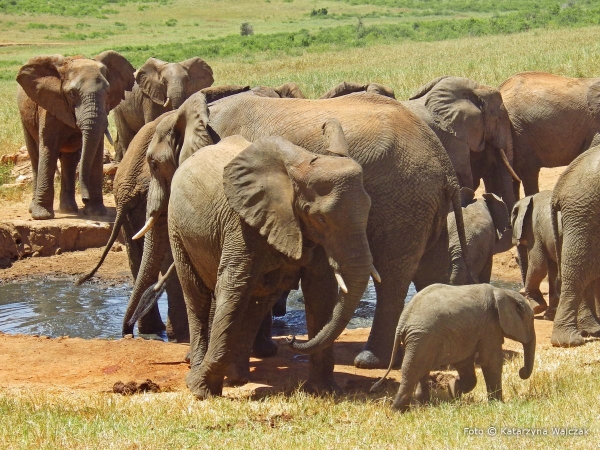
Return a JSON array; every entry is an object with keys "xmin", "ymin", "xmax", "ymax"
[{"xmin": 0, "ymin": 342, "xmax": 598, "ymax": 449}]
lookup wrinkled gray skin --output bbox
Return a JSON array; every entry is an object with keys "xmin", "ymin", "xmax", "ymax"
[
  {"xmin": 550, "ymin": 146, "xmax": 600, "ymax": 347},
  {"xmin": 16, "ymin": 51, "xmax": 135, "ymax": 219},
  {"xmin": 512, "ymin": 191, "xmax": 560, "ymax": 320},
  {"xmin": 448, "ymin": 188, "xmax": 510, "ymax": 285},
  {"xmin": 77, "ymin": 112, "xmax": 189, "ymax": 341},
  {"xmin": 134, "ymin": 91, "xmax": 470, "ymax": 379},
  {"xmin": 372, "ymin": 284, "xmax": 535, "ymax": 412},
  {"xmin": 251, "ymin": 82, "xmax": 306, "ymax": 99},
  {"xmin": 405, "ymin": 76, "xmax": 518, "ymax": 218},
  {"xmin": 169, "ymin": 124, "xmax": 373, "ymax": 398},
  {"xmin": 319, "ymin": 81, "xmax": 396, "ymax": 100},
  {"xmin": 112, "ymin": 57, "xmax": 214, "ymax": 161},
  {"xmin": 501, "ymin": 72, "xmax": 600, "ymax": 197}
]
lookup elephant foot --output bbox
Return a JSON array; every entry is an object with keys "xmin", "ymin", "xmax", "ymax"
[
  {"xmin": 82, "ymin": 202, "xmax": 107, "ymax": 217},
  {"xmin": 543, "ymin": 308, "xmax": 556, "ymax": 321},
  {"xmin": 251, "ymin": 335, "xmax": 278, "ymax": 358},
  {"xmin": 550, "ymin": 327, "xmax": 585, "ymax": 347},
  {"xmin": 30, "ymin": 204, "xmax": 54, "ymax": 220},
  {"xmin": 58, "ymin": 201, "xmax": 79, "ymax": 214},
  {"xmin": 302, "ymin": 377, "xmax": 343, "ymax": 396},
  {"xmin": 137, "ymin": 320, "xmax": 166, "ymax": 335},
  {"xmin": 224, "ymin": 363, "xmax": 250, "ymax": 387},
  {"xmin": 391, "ymin": 394, "xmax": 411, "ymax": 412},
  {"xmin": 354, "ymin": 347, "xmax": 402, "ymax": 369},
  {"xmin": 529, "ymin": 299, "xmax": 547, "ymax": 315},
  {"xmin": 579, "ymin": 320, "xmax": 600, "ymax": 338},
  {"xmin": 186, "ymin": 370, "xmax": 223, "ymax": 400}
]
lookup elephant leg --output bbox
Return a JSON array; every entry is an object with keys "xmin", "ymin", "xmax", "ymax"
[
  {"xmin": 544, "ymin": 258, "xmax": 560, "ymax": 321},
  {"xmin": 523, "ymin": 247, "xmax": 548, "ymax": 314},
  {"xmin": 301, "ymin": 247, "xmax": 343, "ymax": 394},
  {"xmin": 160, "ymin": 250, "xmax": 189, "ymax": 343},
  {"xmin": 81, "ymin": 138, "xmax": 107, "ymax": 216},
  {"xmin": 113, "ymin": 118, "xmax": 135, "ymax": 163},
  {"xmin": 448, "ymin": 355, "xmax": 477, "ymax": 398},
  {"xmin": 251, "ymin": 311, "xmax": 278, "ymax": 358},
  {"xmin": 392, "ymin": 346, "xmax": 430, "ymax": 412},
  {"xmin": 479, "ymin": 255, "xmax": 493, "ymax": 284},
  {"xmin": 413, "ymin": 375, "xmax": 431, "ymax": 406},
  {"xmin": 22, "ymin": 127, "xmax": 39, "ymax": 214},
  {"xmin": 58, "ymin": 151, "xmax": 80, "ymax": 214},
  {"xmin": 122, "ymin": 215, "xmax": 144, "ymax": 279},
  {"xmin": 521, "ymin": 166, "xmax": 540, "ymax": 197},
  {"xmin": 32, "ymin": 123, "xmax": 59, "ymax": 220},
  {"xmin": 413, "ymin": 226, "xmax": 451, "ymax": 289},
  {"xmin": 578, "ymin": 285, "xmax": 600, "ymax": 337}
]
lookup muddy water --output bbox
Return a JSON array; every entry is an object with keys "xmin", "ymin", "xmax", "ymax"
[{"xmin": 0, "ymin": 278, "xmax": 521, "ymax": 340}]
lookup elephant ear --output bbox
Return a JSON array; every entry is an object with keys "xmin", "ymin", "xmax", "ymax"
[
  {"xmin": 136, "ymin": 57, "xmax": 168, "ymax": 105},
  {"xmin": 460, "ymin": 187, "xmax": 476, "ymax": 207},
  {"xmin": 223, "ymin": 137, "xmax": 305, "ymax": 260},
  {"xmin": 483, "ymin": 193, "xmax": 509, "ymax": 241},
  {"xmin": 423, "ymin": 77, "xmax": 486, "ymax": 153},
  {"xmin": 586, "ymin": 80, "xmax": 600, "ymax": 122},
  {"xmin": 95, "ymin": 51, "xmax": 135, "ymax": 111},
  {"xmin": 494, "ymin": 289, "xmax": 534, "ymax": 343},
  {"xmin": 180, "ymin": 57, "xmax": 214, "ymax": 97},
  {"xmin": 319, "ymin": 81, "xmax": 365, "ymax": 99},
  {"xmin": 275, "ymin": 82, "xmax": 306, "ymax": 99},
  {"xmin": 511, "ymin": 196, "xmax": 533, "ymax": 246},
  {"xmin": 176, "ymin": 93, "xmax": 211, "ymax": 165},
  {"xmin": 408, "ymin": 75, "xmax": 450, "ymax": 100},
  {"xmin": 16, "ymin": 55, "xmax": 76, "ymax": 128},
  {"xmin": 366, "ymin": 83, "xmax": 396, "ymax": 99},
  {"xmin": 200, "ymin": 84, "xmax": 250, "ymax": 103}
]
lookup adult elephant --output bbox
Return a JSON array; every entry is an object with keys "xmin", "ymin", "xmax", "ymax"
[
  {"xmin": 550, "ymin": 146, "xmax": 600, "ymax": 347},
  {"xmin": 500, "ymin": 72, "xmax": 600, "ymax": 196},
  {"xmin": 112, "ymin": 57, "xmax": 214, "ymax": 161},
  {"xmin": 132, "ymin": 91, "xmax": 470, "ymax": 373},
  {"xmin": 319, "ymin": 81, "xmax": 395, "ymax": 99},
  {"xmin": 404, "ymin": 76, "xmax": 519, "ymax": 216},
  {"xmin": 17, "ymin": 51, "xmax": 135, "ymax": 219},
  {"xmin": 169, "ymin": 122, "xmax": 373, "ymax": 398}
]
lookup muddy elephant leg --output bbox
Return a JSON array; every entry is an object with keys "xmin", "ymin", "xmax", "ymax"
[
  {"xmin": 252, "ymin": 311, "xmax": 278, "ymax": 358},
  {"xmin": 392, "ymin": 346, "xmax": 431, "ymax": 412},
  {"xmin": 523, "ymin": 246, "xmax": 549, "ymax": 314},
  {"xmin": 521, "ymin": 166, "xmax": 540, "ymax": 197},
  {"xmin": 81, "ymin": 138, "xmax": 107, "ymax": 217},
  {"xmin": 31, "ymin": 124, "xmax": 59, "ymax": 220},
  {"xmin": 578, "ymin": 285, "xmax": 600, "ymax": 337},
  {"xmin": 479, "ymin": 255, "xmax": 493, "ymax": 284},
  {"xmin": 58, "ymin": 151, "xmax": 80, "ymax": 214},
  {"xmin": 301, "ymin": 247, "xmax": 344, "ymax": 394},
  {"xmin": 23, "ymin": 128, "xmax": 39, "ymax": 214},
  {"xmin": 478, "ymin": 346, "xmax": 503, "ymax": 401},
  {"xmin": 160, "ymin": 250, "xmax": 189, "ymax": 343},
  {"xmin": 544, "ymin": 258, "xmax": 559, "ymax": 321},
  {"xmin": 448, "ymin": 355, "xmax": 477, "ymax": 398},
  {"xmin": 413, "ymin": 375, "xmax": 431, "ymax": 406},
  {"xmin": 413, "ymin": 226, "xmax": 451, "ymax": 289}
]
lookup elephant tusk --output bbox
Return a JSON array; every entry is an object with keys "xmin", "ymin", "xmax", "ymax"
[
  {"xmin": 334, "ymin": 272, "xmax": 348, "ymax": 294},
  {"xmin": 498, "ymin": 148, "xmax": 522, "ymax": 184},
  {"xmin": 371, "ymin": 266, "xmax": 382, "ymax": 283},
  {"xmin": 132, "ymin": 215, "xmax": 157, "ymax": 240},
  {"xmin": 104, "ymin": 128, "xmax": 114, "ymax": 146},
  {"xmin": 163, "ymin": 97, "xmax": 172, "ymax": 108}
]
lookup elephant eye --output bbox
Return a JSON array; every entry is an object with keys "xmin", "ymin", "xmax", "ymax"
[{"xmin": 317, "ymin": 215, "xmax": 326, "ymax": 225}]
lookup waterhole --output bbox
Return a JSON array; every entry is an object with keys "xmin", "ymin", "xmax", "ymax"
[{"xmin": 0, "ymin": 278, "xmax": 521, "ymax": 340}]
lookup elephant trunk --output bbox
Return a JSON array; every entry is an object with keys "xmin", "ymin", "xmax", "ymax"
[
  {"xmin": 290, "ymin": 262, "xmax": 371, "ymax": 355},
  {"xmin": 122, "ymin": 214, "xmax": 170, "ymax": 335},
  {"xmin": 519, "ymin": 331, "xmax": 536, "ymax": 379},
  {"xmin": 167, "ymin": 82, "xmax": 185, "ymax": 109},
  {"xmin": 77, "ymin": 93, "xmax": 108, "ymax": 202},
  {"xmin": 134, "ymin": 174, "xmax": 170, "ymax": 240}
]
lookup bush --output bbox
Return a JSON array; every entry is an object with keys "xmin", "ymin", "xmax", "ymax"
[
  {"xmin": 165, "ymin": 18, "xmax": 177, "ymax": 27},
  {"xmin": 240, "ymin": 22, "xmax": 254, "ymax": 36},
  {"xmin": 310, "ymin": 8, "xmax": 328, "ymax": 16}
]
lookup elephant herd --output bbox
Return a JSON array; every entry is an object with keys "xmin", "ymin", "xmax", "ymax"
[{"xmin": 15, "ymin": 50, "xmax": 600, "ymax": 411}]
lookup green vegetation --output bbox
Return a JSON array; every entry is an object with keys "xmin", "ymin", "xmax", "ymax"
[{"xmin": 0, "ymin": 0, "xmax": 169, "ymax": 18}]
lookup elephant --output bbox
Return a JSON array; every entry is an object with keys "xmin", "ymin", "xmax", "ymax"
[
  {"xmin": 111, "ymin": 57, "xmax": 214, "ymax": 161},
  {"xmin": 371, "ymin": 284, "xmax": 535, "ymax": 412},
  {"xmin": 447, "ymin": 188, "xmax": 510, "ymax": 285},
  {"xmin": 251, "ymin": 82, "xmax": 306, "ymax": 99},
  {"xmin": 500, "ymin": 72, "xmax": 600, "ymax": 197},
  {"xmin": 130, "ymin": 90, "xmax": 471, "ymax": 376},
  {"xmin": 167, "ymin": 121, "xmax": 374, "ymax": 398},
  {"xmin": 319, "ymin": 81, "xmax": 396, "ymax": 99},
  {"xmin": 512, "ymin": 191, "xmax": 560, "ymax": 319},
  {"xmin": 550, "ymin": 146, "xmax": 600, "ymax": 346},
  {"xmin": 16, "ymin": 51, "xmax": 135, "ymax": 220}
]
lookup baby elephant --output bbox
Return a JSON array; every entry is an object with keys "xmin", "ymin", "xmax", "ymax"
[
  {"xmin": 512, "ymin": 191, "xmax": 559, "ymax": 319},
  {"xmin": 371, "ymin": 284, "xmax": 535, "ymax": 412}
]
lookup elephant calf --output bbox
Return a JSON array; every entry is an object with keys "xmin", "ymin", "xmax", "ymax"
[
  {"xmin": 372, "ymin": 284, "xmax": 535, "ymax": 412},
  {"xmin": 447, "ymin": 188, "xmax": 510, "ymax": 284},
  {"xmin": 512, "ymin": 191, "xmax": 559, "ymax": 319}
]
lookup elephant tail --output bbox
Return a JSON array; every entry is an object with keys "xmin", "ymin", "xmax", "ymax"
[
  {"xmin": 408, "ymin": 75, "xmax": 451, "ymax": 100},
  {"xmin": 127, "ymin": 262, "xmax": 176, "ymax": 326},
  {"xmin": 550, "ymin": 195, "xmax": 562, "ymax": 284},
  {"xmin": 450, "ymin": 184, "xmax": 476, "ymax": 284},
  {"xmin": 75, "ymin": 206, "xmax": 126, "ymax": 285},
  {"xmin": 370, "ymin": 326, "xmax": 405, "ymax": 393}
]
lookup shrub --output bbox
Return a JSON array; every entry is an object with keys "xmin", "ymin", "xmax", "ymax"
[
  {"xmin": 311, "ymin": 8, "xmax": 328, "ymax": 16},
  {"xmin": 240, "ymin": 22, "xmax": 254, "ymax": 36},
  {"xmin": 165, "ymin": 18, "xmax": 177, "ymax": 27}
]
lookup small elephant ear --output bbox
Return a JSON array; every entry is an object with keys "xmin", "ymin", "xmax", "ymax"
[
  {"xmin": 460, "ymin": 187, "xmax": 476, "ymax": 207},
  {"xmin": 136, "ymin": 57, "xmax": 168, "ymax": 105},
  {"xmin": 223, "ymin": 137, "xmax": 305, "ymax": 260},
  {"xmin": 494, "ymin": 289, "xmax": 534, "ymax": 343},
  {"xmin": 16, "ymin": 55, "xmax": 76, "ymax": 128},
  {"xmin": 180, "ymin": 57, "xmax": 214, "ymax": 97},
  {"xmin": 512, "ymin": 196, "xmax": 533, "ymax": 245},
  {"xmin": 366, "ymin": 83, "xmax": 396, "ymax": 99},
  {"xmin": 319, "ymin": 81, "xmax": 365, "ymax": 99},
  {"xmin": 423, "ymin": 77, "xmax": 486, "ymax": 153},
  {"xmin": 200, "ymin": 84, "xmax": 250, "ymax": 103},
  {"xmin": 95, "ymin": 51, "xmax": 135, "ymax": 110},
  {"xmin": 275, "ymin": 82, "xmax": 306, "ymax": 99},
  {"xmin": 483, "ymin": 193, "xmax": 509, "ymax": 241},
  {"xmin": 586, "ymin": 80, "xmax": 600, "ymax": 122}
]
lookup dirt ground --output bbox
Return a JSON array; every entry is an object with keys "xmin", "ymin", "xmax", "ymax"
[{"xmin": 0, "ymin": 168, "xmax": 563, "ymax": 397}]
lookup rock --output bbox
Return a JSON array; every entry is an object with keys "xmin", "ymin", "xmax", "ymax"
[
  {"xmin": 54, "ymin": 247, "xmax": 62, "ymax": 255},
  {"xmin": 123, "ymin": 334, "xmax": 134, "ymax": 339}
]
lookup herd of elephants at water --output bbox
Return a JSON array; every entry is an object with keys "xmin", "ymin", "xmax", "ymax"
[{"xmin": 13, "ymin": 50, "xmax": 600, "ymax": 410}]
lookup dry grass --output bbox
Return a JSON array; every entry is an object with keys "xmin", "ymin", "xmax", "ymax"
[{"xmin": 0, "ymin": 340, "xmax": 598, "ymax": 449}]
